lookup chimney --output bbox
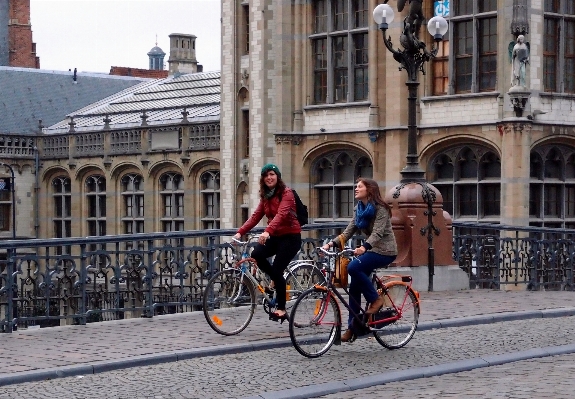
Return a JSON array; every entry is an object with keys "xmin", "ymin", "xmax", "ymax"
[
  {"xmin": 7, "ymin": 0, "xmax": 40, "ymax": 68},
  {"xmin": 168, "ymin": 33, "xmax": 198, "ymax": 76}
]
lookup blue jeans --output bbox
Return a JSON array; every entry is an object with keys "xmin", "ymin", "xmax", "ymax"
[{"xmin": 346, "ymin": 252, "xmax": 396, "ymax": 329}]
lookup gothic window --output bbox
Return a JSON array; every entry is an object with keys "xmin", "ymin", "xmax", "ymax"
[
  {"xmin": 160, "ymin": 172, "xmax": 184, "ymax": 232},
  {"xmin": 313, "ymin": 151, "xmax": 372, "ymax": 220},
  {"xmin": 242, "ymin": 109, "xmax": 249, "ymax": 158},
  {"xmin": 0, "ymin": 176, "xmax": 11, "ymax": 232},
  {"xmin": 544, "ymin": 0, "xmax": 575, "ymax": 92},
  {"xmin": 86, "ymin": 175, "xmax": 107, "ymax": 253},
  {"xmin": 0, "ymin": 204, "xmax": 8, "ymax": 232},
  {"xmin": 432, "ymin": 40, "xmax": 450, "ymax": 95},
  {"xmin": 120, "ymin": 173, "xmax": 144, "ymax": 263},
  {"xmin": 530, "ymin": 145, "xmax": 575, "ymax": 228},
  {"xmin": 452, "ymin": 2, "xmax": 497, "ymax": 93},
  {"xmin": 430, "ymin": 146, "xmax": 501, "ymax": 221},
  {"xmin": 241, "ymin": 3, "xmax": 249, "ymax": 55},
  {"xmin": 201, "ymin": 170, "xmax": 220, "ymax": 230},
  {"xmin": 52, "ymin": 176, "xmax": 72, "ymax": 254},
  {"xmin": 121, "ymin": 174, "xmax": 144, "ymax": 235},
  {"xmin": 311, "ymin": 0, "xmax": 369, "ymax": 104}
]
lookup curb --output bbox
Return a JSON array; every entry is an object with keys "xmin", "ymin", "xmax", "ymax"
[
  {"xmin": 241, "ymin": 343, "xmax": 575, "ymax": 399},
  {"xmin": 1, "ymin": 307, "xmax": 575, "ymax": 387}
]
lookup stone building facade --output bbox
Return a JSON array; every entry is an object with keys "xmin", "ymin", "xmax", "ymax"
[{"xmin": 220, "ymin": 0, "xmax": 575, "ymax": 236}]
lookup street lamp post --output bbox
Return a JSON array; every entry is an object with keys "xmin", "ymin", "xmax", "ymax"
[
  {"xmin": 373, "ymin": 2, "xmax": 448, "ymax": 182},
  {"xmin": 374, "ymin": 2, "xmax": 448, "ymax": 291}
]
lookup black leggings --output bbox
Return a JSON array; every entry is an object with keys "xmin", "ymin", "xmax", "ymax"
[{"xmin": 250, "ymin": 233, "xmax": 301, "ymax": 311}]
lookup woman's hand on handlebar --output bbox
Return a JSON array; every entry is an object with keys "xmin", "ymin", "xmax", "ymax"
[
  {"xmin": 258, "ymin": 232, "xmax": 270, "ymax": 245},
  {"xmin": 353, "ymin": 246, "xmax": 366, "ymax": 256}
]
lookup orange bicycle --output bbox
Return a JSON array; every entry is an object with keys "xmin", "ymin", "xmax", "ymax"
[
  {"xmin": 203, "ymin": 234, "xmax": 325, "ymax": 335},
  {"xmin": 288, "ymin": 246, "xmax": 420, "ymax": 358}
]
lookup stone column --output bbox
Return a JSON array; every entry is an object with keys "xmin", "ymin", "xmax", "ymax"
[{"xmin": 498, "ymin": 121, "xmax": 532, "ymax": 227}]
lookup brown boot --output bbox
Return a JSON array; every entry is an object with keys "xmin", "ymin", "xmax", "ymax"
[
  {"xmin": 366, "ymin": 295, "xmax": 385, "ymax": 314},
  {"xmin": 341, "ymin": 328, "xmax": 354, "ymax": 342}
]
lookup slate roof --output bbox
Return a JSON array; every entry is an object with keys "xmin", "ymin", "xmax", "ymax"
[
  {"xmin": 0, "ymin": 67, "xmax": 149, "ymax": 135},
  {"xmin": 44, "ymin": 70, "xmax": 221, "ymax": 134}
]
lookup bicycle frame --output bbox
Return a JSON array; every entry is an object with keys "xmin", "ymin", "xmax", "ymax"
[
  {"xmin": 315, "ymin": 247, "xmax": 419, "ymax": 334},
  {"xmin": 230, "ymin": 235, "xmax": 323, "ymax": 307}
]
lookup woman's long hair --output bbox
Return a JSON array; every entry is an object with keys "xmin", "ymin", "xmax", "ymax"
[
  {"xmin": 357, "ymin": 177, "xmax": 392, "ymax": 215},
  {"xmin": 259, "ymin": 174, "xmax": 286, "ymax": 199}
]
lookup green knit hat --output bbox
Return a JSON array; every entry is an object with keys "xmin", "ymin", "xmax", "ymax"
[{"xmin": 261, "ymin": 163, "xmax": 281, "ymax": 178}]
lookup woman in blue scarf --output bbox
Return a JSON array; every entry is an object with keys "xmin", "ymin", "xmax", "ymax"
[{"xmin": 322, "ymin": 178, "xmax": 398, "ymax": 343}]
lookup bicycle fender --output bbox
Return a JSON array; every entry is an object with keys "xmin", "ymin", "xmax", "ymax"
[{"xmin": 383, "ymin": 281, "xmax": 421, "ymax": 310}]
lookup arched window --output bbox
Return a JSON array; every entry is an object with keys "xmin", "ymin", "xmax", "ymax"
[
  {"xmin": 121, "ymin": 174, "xmax": 144, "ymax": 235},
  {"xmin": 52, "ymin": 176, "xmax": 72, "ymax": 254},
  {"xmin": 313, "ymin": 151, "xmax": 372, "ymax": 220},
  {"xmin": 530, "ymin": 145, "xmax": 575, "ymax": 228},
  {"xmin": 86, "ymin": 175, "xmax": 107, "ymax": 242},
  {"xmin": 160, "ymin": 172, "xmax": 184, "ymax": 232},
  {"xmin": 201, "ymin": 170, "xmax": 220, "ymax": 230},
  {"xmin": 430, "ymin": 145, "xmax": 501, "ymax": 221}
]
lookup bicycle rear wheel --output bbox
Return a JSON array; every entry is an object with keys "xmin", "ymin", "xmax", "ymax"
[
  {"xmin": 285, "ymin": 263, "xmax": 326, "ymax": 305},
  {"xmin": 203, "ymin": 269, "xmax": 256, "ymax": 335},
  {"xmin": 372, "ymin": 283, "xmax": 419, "ymax": 349},
  {"xmin": 289, "ymin": 288, "xmax": 340, "ymax": 358}
]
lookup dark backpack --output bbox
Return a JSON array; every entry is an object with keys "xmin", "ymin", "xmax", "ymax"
[{"xmin": 282, "ymin": 189, "xmax": 309, "ymax": 226}]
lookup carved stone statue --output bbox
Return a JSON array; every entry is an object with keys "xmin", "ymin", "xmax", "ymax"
[{"xmin": 510, "ymin": 35, "xmax": 529, "ymax": 88}]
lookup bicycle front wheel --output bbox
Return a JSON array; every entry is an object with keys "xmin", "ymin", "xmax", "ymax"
[
  {"xmin": 203, "ymin": 269, "xmax": 256, "ymax": 335},
  {"xmin": 285, "ymin": 263, "xmax": 326, "ymax": 305},
  {"xmin": 372, "ymin": 283, "xmax": 419, "ymax": 349},
  {"xmin": 289, "ymin": 288, "xmax": 340, "ymax": 358}
]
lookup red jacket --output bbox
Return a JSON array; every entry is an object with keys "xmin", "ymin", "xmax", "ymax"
[{"xmin": 237, "ymin": 187, "xmax": 302, "ymax": 236}]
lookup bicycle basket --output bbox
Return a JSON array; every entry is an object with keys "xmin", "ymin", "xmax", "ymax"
[{"xmin": 333, "ymin": 234, "xmax": 349, "ymax": 288}]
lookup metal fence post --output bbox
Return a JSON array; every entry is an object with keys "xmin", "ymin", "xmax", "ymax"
[
  {"xmin": 78, "ymin": 243, "xmax": 87, "ymax": 325},
  {"xmin": 143, "ymin": 239, "xmax": 155, "ymax": 318},
  {"xmin": 5, "ymin": 248, "xmax": 15, "ymax": 332}
]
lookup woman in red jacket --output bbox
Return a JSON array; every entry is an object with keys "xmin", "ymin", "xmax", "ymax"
[{"xmin": 232, "ymin": 164, "xmax": 302, "ymax": 322}]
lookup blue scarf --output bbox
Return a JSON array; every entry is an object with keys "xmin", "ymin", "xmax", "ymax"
[{"xmin": 355, "ymin": 201, "xmax": 376, "ymax": 229}]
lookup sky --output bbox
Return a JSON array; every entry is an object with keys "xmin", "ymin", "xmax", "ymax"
[{"xmin": 29, "ymin": 0, "xmax": 221, "ymax": 74}]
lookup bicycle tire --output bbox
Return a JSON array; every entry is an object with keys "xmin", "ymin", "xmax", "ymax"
[
  {"xmin": 203, "ymin": 269, "xmax": 256, "ymax": 336},
  {"xmin": 284, "ymin": 263, "xmax": 326, "ymax": 305},
  {"xmin": 289, "ymin": 288, "xmax": 340, "ymax": 358},
  {"xmin": 372, "ymin": 282, "xmax": 419, "ymax": 349}
]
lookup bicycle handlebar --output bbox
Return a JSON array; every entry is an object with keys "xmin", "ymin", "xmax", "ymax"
[
  {"xmin": 316, "ymin": 246, "xmax": 355, "ymax": 258},
  {"xmin": 231, "ymin": 234, "xmax": 261, "ymax": 246}
]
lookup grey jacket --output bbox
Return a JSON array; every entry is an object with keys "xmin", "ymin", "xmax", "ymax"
[{"xmin": 332, "ymin": 203, "xmax": 398, "ymax": 257}]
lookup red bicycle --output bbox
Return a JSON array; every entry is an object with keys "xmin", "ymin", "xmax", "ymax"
[{"xmin": 288, "ymin": 247, "xmax": 420, "ymax": 358}]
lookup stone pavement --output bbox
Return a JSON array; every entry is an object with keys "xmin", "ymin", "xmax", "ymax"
[{"xmin": 0, "ymin": 289, "xmax": 574, "ymax": 397}]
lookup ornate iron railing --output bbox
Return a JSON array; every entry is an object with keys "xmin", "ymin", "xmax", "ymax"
[
  {"xmin": 2, "ymin": 222, "xmax": 574, "ymax": 332},
  {"xmin": 453, "ymin": 222, "xmax": 575, "ymax": 291},
  {"xmin": 0, "ymin": 224, "xmax": 346, "ymax": 332}
]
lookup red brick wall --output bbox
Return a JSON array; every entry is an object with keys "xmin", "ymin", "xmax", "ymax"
[
  {"xmin": 109, "ymin": 66, "xmax": 169, "ymax": 79},
  {"xmin": 8, "ymin": 0, "xmax": 40, "ymax": 68}
]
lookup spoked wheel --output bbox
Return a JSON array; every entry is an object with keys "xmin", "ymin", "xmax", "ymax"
[
  {"xmin": 203, "ymin": 269, "xmax": 256, "ymax": 335},
  {"xmin": 289, "ymin": 288, "xmax": 340, "ymax": 358},
  {"xmin": 372, "ymin": 283, "xmax": 419, "ymax": 349},
  {"xmin": 285, "ymin": 264, "xmax": 326, "ymax": 306}
]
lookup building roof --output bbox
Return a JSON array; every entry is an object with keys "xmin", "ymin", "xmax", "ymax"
[
  {"xmin": 147, "ymin": 46, "xmax": 166, "ymax": 56},
  {"xmin": 0, "ymin": 67, "xmax": 149, "ymax": 134},
  {"xmin": 43, "ymin": 71, "xmax": 221, "ymax": 134}
]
